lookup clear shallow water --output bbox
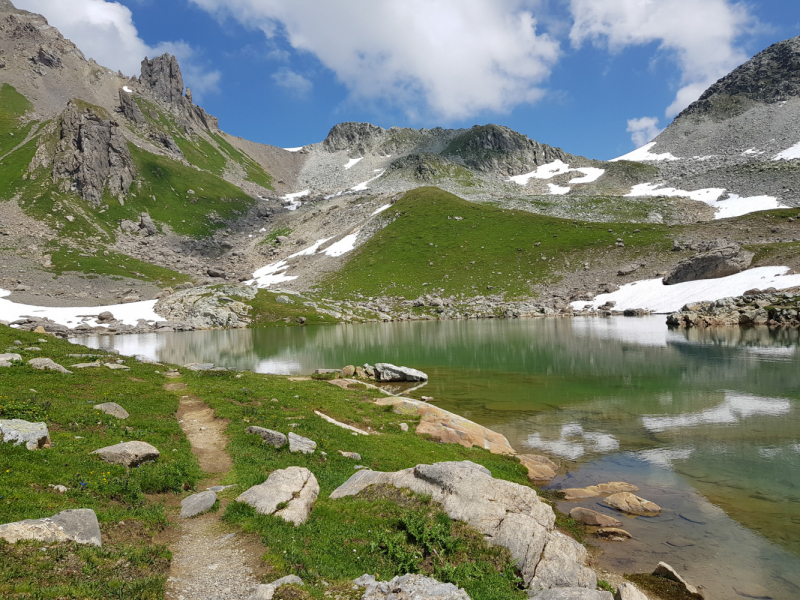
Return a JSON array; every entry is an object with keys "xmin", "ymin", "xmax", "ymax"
[{"xmin": 74, "ymin": 317, "xmax": 800, "ymax": 599}]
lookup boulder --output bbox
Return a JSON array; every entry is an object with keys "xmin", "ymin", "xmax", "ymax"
[
  {"xmin": 97, "ymin": 311, "xmax": 115, "ymax": 322},
  {"xmin": 0, "ymin": 509, "xmax": 101, "ymax": 547},
  {"xmin": 528, "ymin": 531, "xmax": 596, "ymax": 591},
  {"xmin": 0, "ymin": 353, "xmax": 21, "ymax": 362},
  {"xmin": 339, "ymin": 450, "xmax": 362, "ymax": 460},
  {"xmin": 28, "ymin": 358, "xmax": 72, "ymax": 374},
  {"xmin": 180, "ymin": 491, "xmax": 217, "ymax": 518},
  {"xmin": 529, "ymin": 589, "xmax": 613, "ymax": 600},
  {"xmin": 569, "ymin": 508, "xmax": 623, "ymax": 528},
  {"xmin": 0, "ymin": 419, "xmax": 51, "ymax": 450},
  {"xmin": 355, "ymin": 574, "xmax": 470, "ymax": 600},
  {"xmin": 518, "ymin": 454, "xmax": 558, "ymax": 481},
  {"xmin": 375, "ymin": 362, "xmax": 428, "ymax": 382},
  {"xmin": 652, "ymin": 562, "xmax": 703, "ymax": 599},
  {"xmin": 604, "ymin": 493, "xmax": 661, "ymax": 515},
  {"xmin": 288, "ymin": 432, "xmax": 316, "ymax": 454},
  {"xmin": 236, "ymin": 466, "xmax": 319, "ymax": 525},
  {"xmin": 248, "ymin": 575, "xmax": 305, "ymax": 600},
  {"xmin": 91, "ymin": 441, "xmax": 160, "ymax": 467},
  {"xmin": 615, "ymin": 582, "xmax": 649, "ymax": 600},
  {"xmin": 596, "ymin": 528, "xmax": 632, "ymax": 540},
  {"xmin": 663, "ymin": 243, "xmax": 753, "ymax": 285},
  {"xmin": 332, "ymin": 461, "xmax": 595, "ymax": 589},
  {"xmin": 562, "ymin": 483, "xmax": 639, "ymax": 500},
  {"xmin": 246, "ymin": 426, "xmax": 287, "ymax": 448},
  {"xmin": 94, "ymin": 402, "xmax": 129, "ymax": 419},
  {"xmin": 342, "ymin": 365, "xmax": 356, "ymax": 377}
]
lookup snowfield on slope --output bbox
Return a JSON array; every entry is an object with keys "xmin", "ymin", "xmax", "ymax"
[
  {"xmin": 627, "ymin": 183, "xmax": 788, "ymax": 219},
  {"xmin": 0, "ymin": 288, "xmax": 161, "ymax": 328},
  {"xmin": 611, "ymin": 142, "xmax": 679, "ymax": 162},
  {"xmin": 571, "ymin": 267, "xmax": 800, "ymax": 313},
  {"xmin": 508, "ymin": 160, "xmax": 605, "ymax": 187}
]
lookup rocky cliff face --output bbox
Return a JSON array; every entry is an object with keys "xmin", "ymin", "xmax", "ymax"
[
  {"xmin": 139, "ymin": 54, "xmax": 184, "ymax": 105},
  {"xmin": 52, "ymin": 100, "xmax": 135, "ymax": 205}
]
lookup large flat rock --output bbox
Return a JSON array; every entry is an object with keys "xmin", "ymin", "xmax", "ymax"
[
  {"xmin": 288, "ymin": 432, "xmax": 316, "ymax": 454},
  {"xmin": 92, "ymin": 441, "xmax": 160, "ymax": 467},
  {"xmin": 0, "ymin": 509, "xmax": 101, "ymax": 546},
  {"xmin": 0, "ymin": 419, "xmax": 51, "ymax": 450},
  {"xmin": 332, "ymin": 461, "xmax": 596, "ymax": 590},
  {"xmin": 28, "ymin": 358, "xmax": 72, "ymax": 374},
  {"xmin": 375, "ymin": 363, "xmax": 428, "ymax": 382},
  {"xmin": 569, "ymin": 507, "xmax": 623, "ymax": 528},
  {"xmin": 180, "ymin": 491, "xmax": 217, "ymax": 518},
  {"xmin": 604, "ymin": 492, "xmax": 661, "ymax": 515},
  {"xmin": 236, "ymin": 466, "xmax": 319, "ymax": 525},
  {"xmin": 355, "ymin": 573, "xmax": 470, "ymax": 600},
  {"xmin": 94, "ymin": 402, "xmax": 129, "ymax": 419},
  {"xmin": 246, "ymin": 426, "xmax": 287, "ymax": 448}
]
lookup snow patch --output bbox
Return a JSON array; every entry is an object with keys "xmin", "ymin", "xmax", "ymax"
[
  {"xmin": 510, "ymin": 160, "xmax": 605, "ymax": 187},
  {"xmin": 322, "ymin": 232, "xmax": 359, "ymax": 257},
  {"xmin": 627, "ymin": 184, "xmax": 786, "ymax": 219},
  {"xmin": 742, "ymin": 148, "xmax": 765, "ymax": 156},
  {"xmin": 289, "ymin": 237, "xmax": 333, "ymax": 258},
  {"xmin": 0, "ymin": 288, "xmax": 161, "ymax": 329},
  {"xmin": 571, "ymin": 267, "xmax": 800, "ymax": 314},
  {"xmin": 611, "ymin": 142, "xmax": 679, "ymax": 162},
  {"xmin": 547, "ymin": 183, "xmax": 570, "ymax": 195},
  {"xmin": 283, "ymin": 147, "xmax": 304, "ymax": 152},
  {"xmin": 122, "ymin": 86, "xmax": 133, "ymax": 93},
  {"xmin": 249, "ymin": 260, "xmax": 297, "ymax": 288},
  {"xmin": 282, "ymin": 189, "xmax": 310, "ymax": 211},
  {"xmin": 627, "ymin": 183, "xmax": 726, "ymax": 203},
  {"xmin": 774, "ymin": 141, "xmax": 800, "ymax": 161},
  {"xmin": 568, "ymin": 168, "xmax": 605, "ymax": 184},
  {"xmin": 344, "ymin": 157, "xmax": 363, "ymax": 170},
  {"xmin": 371, "ymin": 204, "xmax": 391, "ymax": 216},
  {"xmin": 351, "ymin": 170, "xmax": 385, "ymax": 192}
]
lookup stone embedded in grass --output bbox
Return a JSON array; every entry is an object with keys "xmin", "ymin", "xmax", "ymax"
[
  {"xmin": 288, "ymin": 432, "xmax": 316, "ymax": 454},
  {"xmin": 399, "ymin": 423, "xmax": 408, "ymax": 431},
  {"xmin": 528, "ymin": 588, "xmax": 613, "ymax": 599},
  {"xmin": 28, "ymin": 358, "xmax": 72, "ymax": 374},
  {"xmin": 355, "ymin": 573, "xmax": 470, "ymax": 600},
  {"xmin": 236, "ymin": 466, "xmax": 319, "ymax": 526},
  {"xmin": 530, "ymin": 531, "xmax": 596, "ymax": 591},
  {"xmin": 48, "ymin": 484, "xmax": 69, "ymax": 494},
  {"xmin": 0, "ymin": 509, "xmax": 101, "ymax": 547},
  {"xmin": 338, "ymin": 450, "xmax": 362, "ymax": 460},
  {"xmin": 0, "ymin": 419, "xmax": 51, "ymax": 450},
  {"xmin": 604, "ymin": 492, "xmax": 661, "ymax": 515},
  {"xmin": 0, "ymin": 353, "xmax": 22, "ymax": 366},
  {"xmin": 180, "ymin": 491, "xmax": 217, "ymax": 518},
  {"xmin": 93, "ymin": 402, "xmax": 129, "ymax": 419},
  {"xmin": 245, "ymin": 426, "xmax": 287, "ymax": 448},
  {"xmin": 374, "ymin": 362, "xmax": 428, "ymax": 382},
  {"xmin": 92, "ymin": 440, "xmax": 160, "ymax": 467},
  {"xmin": 569, "ymin": 507, "xmax": 623, "ymax": 528},
  {"xmin": 248, "ymin": 575, "xmax": 305, "ymax": 600},
  {"xmin": 72, "ymin": 362, "xmax": 104, "ymax": 369}
]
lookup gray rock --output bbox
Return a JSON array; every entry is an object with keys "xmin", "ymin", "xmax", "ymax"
[
  {"xmin": 275, "ymin": 295, "xmax": 291, "ymax": 304},
  {"xmin": 663, "ymin": 243, "xmax": 753, "ymax": 285},
  {"xmin": 528, "ymin": 532, "xmax": 597, "ymax": 591},
  {"xmin": 236, "ymin": 466, "xmax": 319, "ymax": 525},
  {"xmin": 206, "ymin": 485, "xmax": 236, "ymax": 492},
  {"xmin": 339, "ymin": 450, "xmax": 362, "ymax": 460},
  {"xmin": 374, "ymin": 362, "xmax": 428, "ymax": 382},
  {"xmin": 0, "ymin": 419, "xmax": 51, "ymax": 450},
  {"xmin": 72, "ymin": 362, "xmax": 104, "ymax": 369},
  {"xmin": 246, "ymin": 426, "xmax": 287, "ymax": 448},
  {"xmin": 615, "ymin": 582, "xmax": 650, "ymax": 600},
  {"xmin": 652, "ymin": 562, "xmax": 703, "ymax": 598},
  {"xmin": 332, "ymin": 461, "xmax": 593, "ymax": 589},
  {"xmin": 399, "ymin": 423, "xmax": 409, "ymax": 432},
  {"xmin": 155, "ymin": 285, "xmax": 255, "ymax": 329},
  {"xmin": 288, "ymin": 432, "xmax": 316, "ymax": 454},
  {"xmin": 569, "ymin": 507, "xmax": 623, "ymax": 528},
  {"xmin": 0, "ymin": 509, "xmax": 101, "ymax": 546},
  {"xmin": 180, "ymin": 491, "xmax": 217, "ymax": 518},
  {"xmin": 529, "ymin": 589, "xmax": 613, "ymax": 600},
  {"xmin": 97, "ymin": 311, "xmax": 115, "ymax": 322},
  {"xmin": 139, "ymin": 212, "xmax": 158, "ymax": 236},
  {"xmin": 92, "ymin": 441, "xmax": 160, "ymax": 467},
  {"xmin": 0, "ymin": 353, "xmax": 21, "ymax": 362},
  {"xmin": 355, "ymin": 573, "xmax": 470, "ymax": 600},
  {"xmin": 48, "ymin": 484, "xmax": 69, "ymax": 494},
  {"xmin": 118, "ymin": 88, "xmax": 145, "ymax": 124},
  {"xmin": 139, "ymin": 53, "xmax": 184, "ymax": 104},
  {"xmin": 186, "ymin": 363, "xmax": 216, "ymax": 371},
  {"xmin": 0, "ymin": 360, "xmax": 11, "ymax": 368},
  {"xmin": 248, "ymin": 575, "xmax": 304, "ymax": 600},
  {"xmin": 28, "ymin": 358, "xmax": 72, "ymax": 374},
  {"xmin": 94, "ymin": 402, "xmax": 129, "ymax": 419}
]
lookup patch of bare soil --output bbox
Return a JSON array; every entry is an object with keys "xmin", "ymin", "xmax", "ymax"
[{"xmin": 176, "ymin": 394, "xmax": 232, "ymax": 474}]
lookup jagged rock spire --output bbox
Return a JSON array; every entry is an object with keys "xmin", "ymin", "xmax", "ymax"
[{"xmin": 139, "ymin": 53, "xmax": 184, "ymax": 105}]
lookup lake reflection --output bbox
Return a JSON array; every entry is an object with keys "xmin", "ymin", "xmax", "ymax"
[{"xmin": 74, "ymin": 317, "xmax": 800, "ymax": 599}]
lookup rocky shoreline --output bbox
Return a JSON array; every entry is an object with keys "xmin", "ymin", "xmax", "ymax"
[{"xmin": 667, "ymin": 288, "xmax": 800, "ymax": 328}]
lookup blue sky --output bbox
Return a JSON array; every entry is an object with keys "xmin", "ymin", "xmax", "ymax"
[{"xmin": 15, "ymin": 1, "xmax": 800, "ymax": 161}]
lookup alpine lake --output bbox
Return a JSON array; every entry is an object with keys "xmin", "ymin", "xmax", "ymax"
[{"xmin": 74, "ymin": 316, "xmax": 800, "ymax": 600}]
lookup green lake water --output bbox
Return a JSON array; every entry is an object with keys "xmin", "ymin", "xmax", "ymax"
[{"xmin": 76, "ymin": 317, "xmax": 800, "ymax": 600}]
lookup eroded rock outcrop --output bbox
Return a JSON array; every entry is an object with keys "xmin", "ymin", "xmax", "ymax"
[
  {"xmin": 0, "ymin": 509, "xmax": 101, "ymax": 546},
  {"xmin": 154, "ymin": 285, "xmax": 256, "ymax": 328},
  {"xmin": 662, "ymin": 241, "xmax": 753, "ymax": 285},
  {"xmin": 236, "ymin": 466, "xmax": 319, "ymax": 525},
  {"xmin": 331, "ymin": 461, "xmax": 596, "ymax": 590},
  {"xmin": 52, "ymin": 100, "xmax": 135, "ymax": 205}
]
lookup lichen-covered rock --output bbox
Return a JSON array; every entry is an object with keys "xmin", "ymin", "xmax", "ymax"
[
  {"xmin": 28, "ymin": 358, "xmax": 72, "ymax": 374},
  {"xmin": 355, "ymin": 573, "xmax": 470, "ymax": 600},
  {"xmin": 528, "ymin": 532, "xmax": 597, "ymax": 591},
  {"xmin": 92, "ymin": 441, "xmax": 160, "ymax": 467},
  {"xmin": 288, "ymin": 432, "xmax": 316, "ymax": 454},
  {"xmin": 93, "ymin": 402, "xmax": 129, "ymax": 419},
  {"xmin": 236, "ymin": 467, "xmax": 319, "ymax": 525},
  {"xmin": 0, "ymin": 509, "xmax": 101, "ymax": 546},
  {"xmin": 246, "ymin": 426, "xmax": 287, "ymax": 448},
  {"xmin": 154, "ymin": 285, "xmax": 256, "ymax": 328},
  {"xmin": 332, "ymin": 461, "xmax": 596, "ymax": 589},
  {"xmin": 0, "ymin": 419, "xmax": 51, "ymax": 450}
]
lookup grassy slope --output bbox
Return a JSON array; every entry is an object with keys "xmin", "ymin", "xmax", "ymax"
[
  {"xmin": 326, "ymin": 187, "xmax": 674, "ymax": 298},
  {"xmin": 0, "ymin": 84, "xmax": 35, "ymax": 157},
  {"xmin": 0, "ymin": 326, "xmax": 201, "ymax": 598},
  {"xmin": 48, "ymin": 248, "xmax": 192, "ymax": 286},
  {"xmin": 244, "ymin": 290, "xmax": 339, "ymax": 327}
]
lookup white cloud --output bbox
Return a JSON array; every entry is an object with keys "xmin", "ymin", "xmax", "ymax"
[
  {"xmin": 272, "ymin": 68, "xmax": 313, "ymax": 97},
  {"xmin": 188, "ymin": 0, "xmax": 561, "ymax": 121},
  {"xmin": 627, "ymin": 116, "xmax": 662, "ymax": 147},
  {"xmin": 15, "ymin": 0, "xmax": 221, "ymax": 97},
  {"xmin": 569, "ymin": 0, "xmax": 753, "ymax": 117}
]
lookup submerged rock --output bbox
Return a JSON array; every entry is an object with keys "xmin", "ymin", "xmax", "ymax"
[
  {"xmin": 569, "ymin": 507, "xmax": 623, "ymax": 528},
  {"xmin": 604, "ymin": 492, "xmax": 661, "ymax": 515}
]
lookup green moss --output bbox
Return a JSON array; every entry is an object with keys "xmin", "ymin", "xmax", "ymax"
[{"xmin": 325, "ymin": 187, "xmax": 672, "ymax": 298}]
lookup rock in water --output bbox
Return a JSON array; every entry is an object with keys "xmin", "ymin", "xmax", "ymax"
[
  {"xmin": 529, "ymin": 589, "xmax": 613, "ymax": 600},
  {"xmin": 92, "ymin": 441, "xmax": 160, "ymax": 467},
  {"xmin": 663, "ymin": 243, "xmax": 753, "ymax": 285},
  {"xmin": 28, "ymin": 358, "xmax": 72, "ymax": 374},
  {"xmin": 355, "ymin": 573, "xmax": 470, "ymax": 600},
  {"xmin": 604, "ymin": 492, "xmax": 661, "ymax": 515},
  {"xmin": 93, "ymin": 402, "xmax": 129, "ymax": 419},
  {"xmin": 374, "ymin": 362, "xmax": 428, "ymax": 382},
  {"xmin": 569, "ymin": 508, "xmax": 623, "ymax": 528},
  {"xmin": 0, "ymin": 419, "xmax": 51, "ymax": 450},
  {"xmin": 332, "ymin": 461, "xmax": 596, "ymax": 589},
  {"xmin": 246, "ymin": 426, "xmax": 287, "ymax": 448},
  {"xmin": 288, "ymin": 432, "xmax": 316, "ymax": 454},
  {"xmin": 180, "ymin": 491, "xmax": 217, "ymax": 518},
  {"xmin": 615, "ymin": 583, "xmax": 650, "ymax": 600},
  {"xmin": 236, "ymin": 466, "xmax": 319, "ymax": 525},
  {"xmin": 0, "ymin": 509, "xmax": 101, "ymax": 546},
  {"xmin": 518, "ymin": 454, "xmax": 558, "ymax": 481},
  {"xmin": 652, "ymin": 562, "xmax": 703, "ymax": 599}
]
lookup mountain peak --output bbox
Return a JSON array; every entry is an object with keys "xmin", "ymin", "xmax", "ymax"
[{"xmin": 140, "ymin": 53, "xmax": 185, "ymax": 106}]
